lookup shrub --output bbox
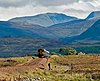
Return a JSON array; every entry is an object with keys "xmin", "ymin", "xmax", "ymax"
[
  {"xmin": 50, "ymin": 52, "xmax": 59, "ymax": 55},
  {"xmin": 59, "ymin": 48, "xmax": 77, "ymax": 55}
]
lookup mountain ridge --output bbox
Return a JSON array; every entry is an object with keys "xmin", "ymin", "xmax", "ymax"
[
  {"xmin": 0, "ymin": 21, "xmax": 38, "ymax": 37},
  {"xmin": 86, "ymin": 11, "xmax": 100, "ymax": 19},
  {"xmin": 63, "ymin": 19, "xmax": 100, "ymax": 43},
  {"xmin": 9, "ymin": 13, "xmax": 78, "ymax": 27},
  {"xmin": 0, "ymin": 11, "xmax": 100, "ymax": 41}
]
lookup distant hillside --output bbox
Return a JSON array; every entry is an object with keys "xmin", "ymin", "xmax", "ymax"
[
  {"xmin": 86, "ymin": 11, "xmax": 100, "ymax": 19},
  {"xmin": 9, "ymin": 12, "xmax": 99, "ymax": 40},
  {"xmin": 0, "ymin": 21, "xmax": 37, "ymax": 37},
  {"xmin": 0, "ymin": 37, "xmax": 66, "ymax": 57},
  {"xmin": 48, "ymin": 18, "xmax": 97, "ymax": 38},
  {"xmin": 47, "ymin": 11, "xmax": 99, "ymax": 38},
  {"xmin": 0, "ymin": 12, "xmax": 99, "ymax": 40},
  {"xmin": 74, "ymin": 19, "xmax": 100, "ymax": 42},
  {"xmin": 9, "ymin": 13, "xmax": 78, "ymax": 27},
  {"xmin": 63, "ymin": 19, "xmax": 100, "ymax": 43}
]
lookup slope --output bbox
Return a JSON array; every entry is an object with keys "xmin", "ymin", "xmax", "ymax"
[
  {"xmin": 0, "ymin": 21, "xmax": 37, "ymax": 37},
  {"xmin": 0, "ymin": 37, "xmax": 66, "ymax": 57},
  {"xmin": 75, "ymin": 19, "xmax": 100, "ymax": 42},
  {"xmin": 1, "ymin": 12, "xmax": 99, "ymax": 40},
  {"xmin": 48, "ymin": 18, "xmax": 97, "ymax": 38},
  {"xmin": 9, "ymin": 13, "xmax": 78, "ymax": 27},
  {"xmin": 86, "ymin": 11, "xmax": 100, "ymax": 19},
  {"xmin": 66, "ymin": 19, "xmax": 100, "ymax": 43},
  {"xmin": 49, "ymin": 11, "xmax": 100, "ymax": 39}
]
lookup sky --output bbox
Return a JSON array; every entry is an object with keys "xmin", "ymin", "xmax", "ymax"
[{"xmin": 0, "ymin": 0, "xmax": 100, "ymax": 21}]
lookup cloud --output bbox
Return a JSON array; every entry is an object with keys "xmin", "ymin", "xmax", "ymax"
[
  {"xmin": 0, "ymin": 0, "xmax": 100, "ymax": 21},
  {"xmin": 0, "ymin": 0, "xmax": 78, "ymax": 8},
  {"xmin": 66, "ymin": 2, "xmax": 95, "ymax": 11},
  {"xmin": 79, "ymin": 0, "xmax": 94, "ymax": 2},
  {"xmin": 0, "ymin": 5, "xmax": 48, "ymax": 20},
  {"xmin": 34, "ymin": 0, "xmax": 78, "ymax": 6},
  {"xmin": 62, "ymin": 0, "xmax": 100, "ymax": 18},
  {"xmin": 0, "ymin": 0, "xmax": 32, "ymax": 7}
]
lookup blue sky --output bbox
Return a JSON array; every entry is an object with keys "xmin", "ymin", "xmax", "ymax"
[{"xmin": 0, "ymin": 0, "xmax": 100, "ymax": 21}]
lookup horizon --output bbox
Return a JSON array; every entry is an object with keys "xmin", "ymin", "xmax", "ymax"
[{"xmin": 0, "ymin": 0, "xmax": 100, "ymax": 21}]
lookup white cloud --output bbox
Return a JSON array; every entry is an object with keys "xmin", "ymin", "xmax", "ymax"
[
  {"xmin": 0, "ymin": 0, "xmax": 33, "ymax": 7},
  {"xmin": 34, "ymin": 0, "xmax": 78, "ymax": 6},
  {"xmin": 0, "ymin": 5, "xmax": 49, "ymax": 21},
  {"xmin": 0, "ymin": 0, "xmax": 100, "ymax": 21},
  {"xmin": 62, "ymin": 0, "xmax": 100, "ymax": 18}
]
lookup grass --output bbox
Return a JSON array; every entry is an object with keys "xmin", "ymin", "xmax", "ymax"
[
  {"xmin": 0, "ymin": 54, "xmax": 100, "ymax": 81},
  {"xmin": 0, "ymin": 56, "xmax": 32, "ymax": 67}
]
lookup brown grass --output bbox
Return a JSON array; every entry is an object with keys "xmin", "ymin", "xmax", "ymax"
[{"xmin": 0, "ymin": 54, "xmax": 100, "ymax": 80}]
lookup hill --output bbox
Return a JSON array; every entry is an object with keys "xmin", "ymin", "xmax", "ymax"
[
  {"xmin": 48, "ymin": 11, "xmax": 100, "ymax": 39},
  {"xmin": 0, "ymin": 11, "xmax": 99, "ymax": 40},
  {"xmin": 8, "ymin": 15, "xmax": 99, "ymax": 40},
  {"xmin": 48, "ymin": 18, "xmax": 97, "ymax": 38},
  {"xmin": 0, "ymin": 21, "xmax": 38, "ymax": 37},
  {"xmin": 86, "ymin": 11, "xmax": 100, "ymax": 19},
  {"xmin": 0, "ymin": 37, "xmax": 66, "ymax": 57},
  {"xmin": 62, "ymin": 19, "xmax": 100, "ymax": 43},
  {"xmin": 72, "ymin": 19, "xmax": 100, "ymax": 43},
  {"xmin": 9, "ymin": 13, "xmax": 78, "ymax": 27},
  {"xmin": 0, "ymin": 12, "xmax": 99, "ymax": 40}
]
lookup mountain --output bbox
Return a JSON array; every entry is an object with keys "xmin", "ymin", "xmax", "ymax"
[
  {"xmin": 48, "ymin": 11, "xmax": 100, "ymax": 39},
  {"xmin": 0, "ymin": 21, "xmax": 38, "ymax": 37},
  {"xmin": 48, "ymin": 18, "xmax": 97, "ymax": 38},
  {"xmin": 64, "ymin": 19, "xmax": 100, "ymax": 43},
  {"xmin": 75, "ymin": 19, "xmax": 100, "ymax": 42},
  {"xmin": 10, "ymin": 15, "xmax": 97, "ymax": 40},
  {"xmin": 0, "ymin": 12, "xmax": 99, "ymax": 40},
  {"xmin": 86, "ymin": 11, "xmax": 100, "ymax": 19},
  {"xmin": 9, "ymin": 13, "xmax": 78, "ymax": 27}
]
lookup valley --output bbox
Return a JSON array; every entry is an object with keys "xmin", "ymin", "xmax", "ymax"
[{"xmin": 0, "ymin": 11, "xmax": 100, "ymax": 81}]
